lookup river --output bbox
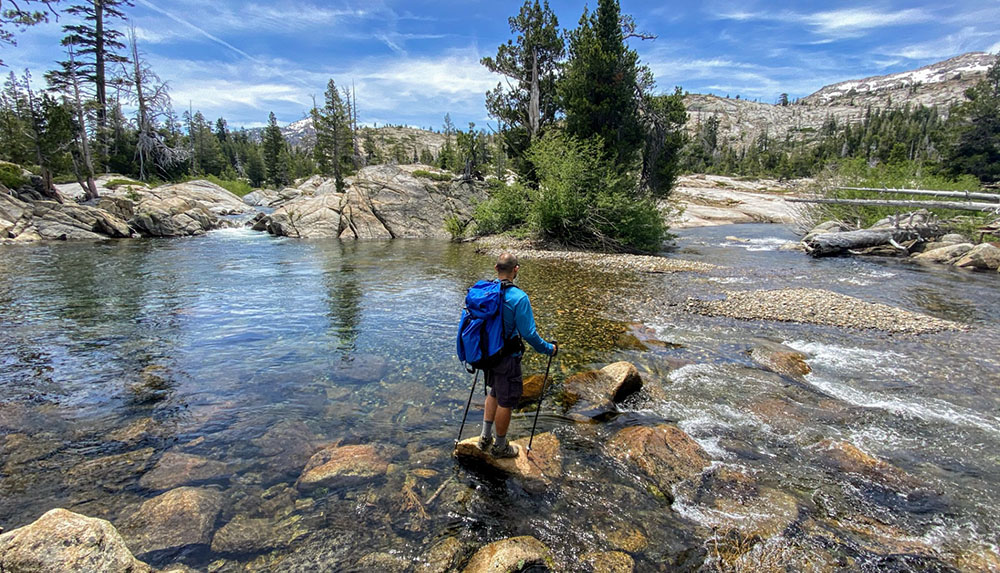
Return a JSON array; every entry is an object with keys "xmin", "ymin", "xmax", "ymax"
[{"xmin": 0, "ymin": 224, "xmax": 997, "ymax": 571}]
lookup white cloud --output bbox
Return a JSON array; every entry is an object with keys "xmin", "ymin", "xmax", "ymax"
[
  {"xmin": 886, "ymin": 26, "xmax": 995, "ymax": 60},
  {"xmin": 805, "ymin": 8, "xmax": 930, "ymax": 37},
  {"xmin": 713, "ymin": 7, "xmax": 931, "ymax": 39}
]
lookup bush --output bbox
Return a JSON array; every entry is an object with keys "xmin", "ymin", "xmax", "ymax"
[
  {"xmin": 444, "ymin": 215, "xmax": 467, "ymax": 240},
  {"xmin": 473, "ymin": 181, "xmax": 531, "ymax": 235},
  {"xmin": 412, "ymin": 169, "xmax": 453, "ymax": 182},
  {"xmin": 0, "ymin": 163, "xmax": 28, "ymax": 190},
  {"xmin": 204, "ymin": 174, "xmax": 254, "ymax": 197},
  {"xmin": 528, "ymin": 132, "xmax": 667, "ymax": 252}
]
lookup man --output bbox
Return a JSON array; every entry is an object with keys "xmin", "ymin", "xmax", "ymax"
[{"xmin": 479, "ymin": 252, "xmax": 557, "ymax": 458}]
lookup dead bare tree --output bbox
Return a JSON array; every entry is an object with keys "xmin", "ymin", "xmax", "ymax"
[{"xmin": 122, "ymin": 24, "xmax": 186, "ymax": 180}]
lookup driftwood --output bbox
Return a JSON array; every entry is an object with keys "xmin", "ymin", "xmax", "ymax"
[
  {"xmin": 837, "ymin": 187, "xmax": 1000, "ymax": 203},
  {"xmin": 803, "ymin": 228, "xmax": 928, "ymax": 257},
  {"xmin": 788, "ymin": 197, "xmax": 1000, "ymax": 213}
]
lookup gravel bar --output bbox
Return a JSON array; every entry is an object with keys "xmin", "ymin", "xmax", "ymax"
[
  {"xmin": 685, "ymin": 288, "xmax": 966, "ymax": 334},
  {"xmin": 474, "ymin": 238, "xmax": 718, "ymax": 274}
]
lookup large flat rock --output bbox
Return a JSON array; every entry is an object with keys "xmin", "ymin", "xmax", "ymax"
[
  {"xmin": 563, "ymin": 361, "xmax": 643, "ymax": 421},
  {"xmin": 454, "ymin": 432, "xmax": 561, "ymax": 492}
]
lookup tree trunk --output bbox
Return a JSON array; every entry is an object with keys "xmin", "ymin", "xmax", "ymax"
[
  {"xmin": 788, "ymin": 197, "xmax": 1000, "ymax": 213},
  {"xmin": 836, "ymin": 187, "xmax": 1000, "ymax": 203},
  {"xmin": 69, "ymin": 45, "xmax": 99, "ymax": 200},
  {"xmin": 802, "ymin": 227, "xmax": 938, "ymax": 257},
  {"xmin": 94, "ymin": 0, "xmax": 108, "ymax": 170},
  {"xmin": 528, "ymin": 47, "xmax": 540, "ymax": 141}
]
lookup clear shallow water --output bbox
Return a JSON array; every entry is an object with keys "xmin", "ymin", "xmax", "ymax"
[{"xmin": 0, "ymin": 224, "xmax": 998, "ymax": 571}]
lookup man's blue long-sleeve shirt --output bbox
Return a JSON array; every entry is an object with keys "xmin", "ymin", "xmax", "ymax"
[{"xmin": 502, "ymin": 286, "xmax": 554, "ymax": 355}]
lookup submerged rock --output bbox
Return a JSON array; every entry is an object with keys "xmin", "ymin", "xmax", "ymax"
[
  {"xmin": 461, "ymin": 536, "xmax": 555, "ymax": 573},
  {"xmin": 121, "ymin": 486, "xmax": 224, "ymax": 556},
  {"xmin": 747, "ymin": 340, "xmax": 811, "ymax": 381},
  {"xmin": 606, "ymin": 424, "xmax": 711, "ymax": 502},
  {"xmin": 0, "ymin": 508, "xmax": 153, "ymax": 572},
  {"xmin": 295, "ymin": 444, "xmax": 389, "ymax": 493},
  {"xmin": 581, "ymin": 551, "xmax": 635, "ymax": 573},
  {"xmin": 563, "ymin": 361, "xmax": 643, "ymax": 421},
  {"xmin": 415, "ymin": 537, "xmax": 466, "ymax": 573},
  {"xmin": 139, "ymin": 451, "xmax": 230, "ymax": 491},
  {"xmin": 66, "ymin": 447, "xmax": 156, "ymax": 493},
  {"xmin": 812, "ymin": 439, "xmax": 922, "ymax": 491},
  {"xmin": 210, "ymin": 514, "xmax": 289, "ymax": 555},
  {"xmin": 675, "ymin": 466, "xmax": 799, "ymax": 538},
  {"xmin": 453, "ymin": 432, "xmax": 562, "ymax": 492}
]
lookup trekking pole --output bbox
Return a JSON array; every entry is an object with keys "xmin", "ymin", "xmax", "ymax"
[
  {"xmin": 527, "ymin": 346, "xmax": 556, "ymax": 452},
  {"xmin": 455, "ymin": 370, "xmax": 480, "ymax": 446}
]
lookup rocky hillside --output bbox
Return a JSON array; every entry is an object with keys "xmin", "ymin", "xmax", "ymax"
[
  {"xmin": 801, "ymin": 52, "xmax": 995, "ymax": 109},
  {"xmin": 270, "ymin": 119, "xmax": 448, "ymax": 159},
  {"xmin": 683, "ymin": 52, "xmax": 996, "ymax": 151}
]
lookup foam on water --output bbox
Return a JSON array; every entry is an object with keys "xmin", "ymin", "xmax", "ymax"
[
  {"xmin": 785, "ymin": 340, "xmax": 1000, "ymax": 436},
  {"xmin": 207, "ymin": 227, "xmax": 267, "ymax": 240},
  {"xmin": 721, "ymin": 237, "xmax": 792, "ymax": 252}
]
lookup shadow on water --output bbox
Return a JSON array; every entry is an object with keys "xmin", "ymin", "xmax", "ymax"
[{"xmin": 0, "ymin": 227, "xmax": 998, "ymax": 570}]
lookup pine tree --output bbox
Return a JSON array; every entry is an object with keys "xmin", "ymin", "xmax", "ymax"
[
  {"xmin": 47, "ymin": 0, "xmax": 133, "ymax": 169},
  {"xmin": 481, "ymin": 0, "xmax": 563, "ymax": 175},
  {"xmin": 945, "ymin": 57, "xmax": 1000, "ymax": 183},
  {"xmin": 262, "ymin": 111, "xmax": 289, "ymax": 188},
  {"xmin": 560, "ymin": 0, "xmax": 643, "ymax": 170},
  {"xmin": 313, "ymin": 79, "xmax": 352, "ymax": 191},
  {"xmin": 0, "ymin": 1, "xmax": 58, "ymax": 66}
]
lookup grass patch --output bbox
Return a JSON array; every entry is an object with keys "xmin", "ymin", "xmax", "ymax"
[
  {"xmin": 412, "ymin": 169, "xmax": 453, "ymax": 182},
  {"xmin": 0, "ymin": 163, "xmax": 28, "ymax": 190},
  {"xmin": 204, "ymin": 175, "xmax": 254, "ymax": 197}
]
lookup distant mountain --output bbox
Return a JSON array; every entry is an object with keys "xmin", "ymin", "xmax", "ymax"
[
  {"xmin": 248, "ymin": 119, "xmax": 448, "ymax": 161},
  {"xmin": 682, "ymin": 52, "xmax": 997, "ymax": 151},
  {"xmin": 801, "ymin": 52, "xmax": 995, "ymax": 109}
]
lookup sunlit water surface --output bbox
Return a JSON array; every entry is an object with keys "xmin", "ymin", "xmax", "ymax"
[{"xmin": 1, "ymin": 224, "xmax": 998, "ymax": 571}]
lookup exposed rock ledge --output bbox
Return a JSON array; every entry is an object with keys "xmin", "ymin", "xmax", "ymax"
[
  {"xmin": 2, "ymin": 179, "xmax": 252, "ymax": 242},
  {"xmin": 253, "ymin": 164, "xmax": 487, "ymax": 239}
]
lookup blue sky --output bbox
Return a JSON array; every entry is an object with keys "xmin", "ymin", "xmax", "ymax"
[{"xmin": 5, "ymin": 0, "xmax": 999, "ymax": 130}]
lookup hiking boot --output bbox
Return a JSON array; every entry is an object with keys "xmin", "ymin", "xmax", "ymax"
[
  {"xmin": 491, "ymin": 442, "xmax": 519, "ymax": 459},
  {"xmin": 477, "ymin": 433, "xmax": 493, "ymax": 451}
]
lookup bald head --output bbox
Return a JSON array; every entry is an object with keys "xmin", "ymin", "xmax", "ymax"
[{"xmin": 495, "ymin": 252, "xmax": 519, "ymax": 279}]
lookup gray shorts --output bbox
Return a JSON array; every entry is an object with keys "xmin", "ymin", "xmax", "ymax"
[{"xmin": 486, "ymin": 354, "xmax": 523, "ymax": 408}]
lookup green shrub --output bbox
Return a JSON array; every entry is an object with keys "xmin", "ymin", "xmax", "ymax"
[
  {"xmin": 204, "ymin": 174, "xmax": 254, "ymax": 197},
  {"xmin": 473, "ymin": 181, "xmax": 530, "ymax": 235},
  {"xmin": 527, "ymin": 132, "xmax": 668, "ymax": 252},
  {"xmin": 0, "ymin": 163, "xmax": 28, "ymax": 190},
  {"xmin": 412, "ymin": 169, "xmax": 453, "ymax": 182},
  {"xmin": 444, "ymin": 215, "xmax": 468, "ymax": 241}
]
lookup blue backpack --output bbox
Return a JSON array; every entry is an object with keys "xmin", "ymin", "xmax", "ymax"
[{"xmin": 456, "ymin": 280, "xmax": 517, "ymax": 373}]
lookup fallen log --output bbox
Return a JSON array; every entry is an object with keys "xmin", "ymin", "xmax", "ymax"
[
  {"xmin": 837, "ymin": 187, "xmax": 1000, "ymax": 203},
  {"xmin": 788, "ymin": 197, "xmax": 1000, "ymax": 213},
  {"xmin": 802, "ymin": 227, "xmax": 934, "ymax": 257}
]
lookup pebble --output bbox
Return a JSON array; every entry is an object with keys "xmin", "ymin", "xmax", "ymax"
[{"xmin": 474, "ymin": 237, "xmax": 718, "ymax": 274}]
